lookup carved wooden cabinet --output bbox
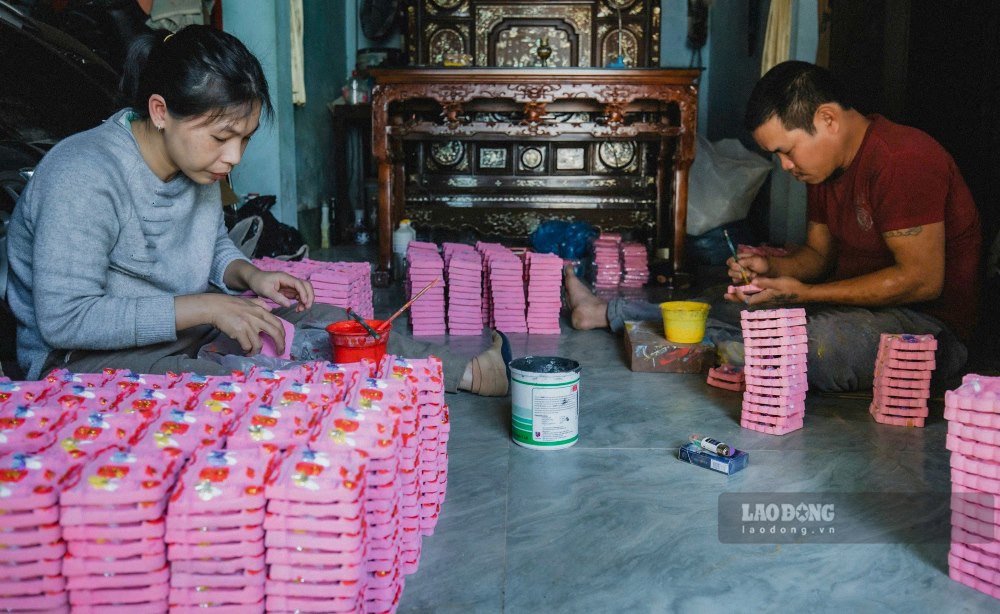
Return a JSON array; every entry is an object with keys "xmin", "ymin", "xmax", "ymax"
[
  {"xmin": 370, "ymin": 67, "xmax": 700, "ymax": 284},
  {"xmin": 360, "ymin": 1, "xmax": 697, "ymax": 286},
  {"xmin": 404, "ymin": 0, "xmax": 661, "ymax": 68}
]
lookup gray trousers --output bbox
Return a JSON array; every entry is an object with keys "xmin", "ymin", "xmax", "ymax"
[
  {"xmin": 607, "ymin": 294, "xmax": 968, "ymax": 393},
  {"xmin": 43, "ymin": 304, "xmax": 477, "ymax": 393}
]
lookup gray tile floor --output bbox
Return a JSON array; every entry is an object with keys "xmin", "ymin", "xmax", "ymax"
[{"xmin": 349, "ymin": 267, "xmax": 1000, "ymax": 613}]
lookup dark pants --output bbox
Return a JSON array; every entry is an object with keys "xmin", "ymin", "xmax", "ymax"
[{"xmin": 606, "ymin": 294, "xmax": 968, "ymax": 393}]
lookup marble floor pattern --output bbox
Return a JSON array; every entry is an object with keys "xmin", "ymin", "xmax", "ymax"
[{"xmin": 333, "ymin": 253, "xmax": 996, "ymax": 614}]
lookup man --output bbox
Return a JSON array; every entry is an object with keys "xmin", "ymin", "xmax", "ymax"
[{"xmin": 567, "ymin": 61, "xmax": 981, "ymax": 392}]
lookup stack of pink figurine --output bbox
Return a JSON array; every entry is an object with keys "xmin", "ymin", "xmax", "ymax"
[
  {"xmin": 48, "ymin": 406, "xmax": 149, "ymax": 474},
  {"xmin": 264, "ymin": 446, "xmax": 369, "ymax": 613},
  {"xmin": 0, "ymin": 447, "xmax": 68, "ymax": 613},
  {"xmin": 382, "ymin": 356, "xmax": 449, "ymax": 538},
  {"xmin": 592, "ymin": 233, "xmax": 622, "ymax": 296},
  {"xmin": 737, "ymin": 244, "xmax": 792, "ymax": 258},
  {"xmin": 301, "ymin": 362, "xmax": 372, "ymax": 401},
  {"xmin": 0, "ymin": 379, "xmax": 73, "ymax": 455},
  {"xmin": 739, "ymin": 308, "xmax": 808, "ymax": 435},
  {"xmin": 870, "ymin": 333, "xmax": 936, "ymax": 427},
  {"xmin": 61, "ymin": 446, "xmax": 179, "ymax": 612},
  {"xmin": 312, "ymin": 374, "xmax": 409, "ymax": 612},
  {"xmin": 346, "ymin": 377, "xmax": 410, "ymax": 611},
  {"xmin": 406, "ymin": 242, "xmax": 447, "ymax": 336},
  {"xmin": 707, "ymin": 365, "xmax": 746, "ymax": 392},
  {"xmin": 619, "ymin": 241, "xmax": 650, "ymax": 290},
  {"xmin": 474, "ymin": 242, "xmax": 502, "ymax": 326},
  {"xmin": 945, "ymin": 374, "xmax": 1000, "ymax": 599},
  {"xmin": 226, "ymin": 378, "xmax": 325, "ymax": 451},
  {"xmin": 308, "ymin": 264, "xmax": 375, "ymax": 319},
  {"xmin": 524, "ymin": 251, "xmax": 563, "ymax": 335},
  {"xmin": 250, "ymin": 257, "xmax": 373, "ymax": 319},
  {"xmin": 172, "ymin": 373, "xmax": 255, "ymax": 423},
  {"xmin": 167, "ymin": 447, "xmax": 279, "ymax": 612},
  {"xmin": 442, "ymin": 243, "xmax": 484, "ymax": 336},
  {"xmin": 134, "ymin": 398, "xmax": 230, "ymax": 464},
  {"xmin": 478, "ymin": 242, "xmax": 527, "ymax": 334},
  {"xmin": 376, "ymin": 359, "xmax": 424, "ymax": 574},
  {"xmin": 0, "ymin": 354, "xmax": 453, "ymax": 613}
]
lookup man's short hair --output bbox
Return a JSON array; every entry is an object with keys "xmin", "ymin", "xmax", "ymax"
[{"xmin": 744, "ymin": 61, "xmax": 852, "ymax": 134}]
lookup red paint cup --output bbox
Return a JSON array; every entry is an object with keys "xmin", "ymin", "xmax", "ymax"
[{"xmin": 325, "ymin": 319, "xmax": 391, "ymax": 364}]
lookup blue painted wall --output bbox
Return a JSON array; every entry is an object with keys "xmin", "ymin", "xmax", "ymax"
[
  {"xmin": 224, "ymin": 0, "xmax": 297, "ymax": 227},
  {"xmin": 290, "ymin": 2, "xmax": 348, "ymax": 244},
  {"xmin": 765, "ymin": 1, "xmax": 818, "ymax": 246},
  {"xmin": 663, "ymin": 0, "xmax": 818, "ymax": 246},
  {"xmin": 660, "ymin": 0, "xmax": 708, "ymax": 134},
  {"xmin": 225, "ymin": 1, "xmax": 359, "ymax": 238},
  {"xmin": 704, "ymin": 2, "xmax": 767, "ymax": 143}
]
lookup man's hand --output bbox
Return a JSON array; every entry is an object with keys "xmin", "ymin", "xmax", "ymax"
[
  {"xmin": 724, "ymin": 275, "xmax": 809, "ymax": 306},
  {"xmin": 726, "ymin": 253, "xmax": 770, "ymax": 284},
  {"xmin": 744, "ymin": 223, "xmax": 947, "ymax": 308}
]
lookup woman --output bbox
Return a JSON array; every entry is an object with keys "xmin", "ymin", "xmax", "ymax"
[{"xmin": 6, "ymin": 25, "xmax": 509, "ymax": 396}]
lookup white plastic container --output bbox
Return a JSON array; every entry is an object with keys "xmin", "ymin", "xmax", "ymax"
[{"xmin": 392, "ymin": 219, "xmax": 417, "ymax": 276}]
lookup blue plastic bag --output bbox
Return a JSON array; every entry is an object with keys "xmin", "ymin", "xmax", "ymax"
[{"xmin": 531, "ymin": 220, "xmax": 597, "ymax": 259}]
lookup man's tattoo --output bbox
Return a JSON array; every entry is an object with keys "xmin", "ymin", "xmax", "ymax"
[
  {"xmin": 771, "ymin": 293, "xmax": 799, "ymax": 304},
  {"xmin": 884, "ymin": 226, "xmax": 923, "ymax": 238}
]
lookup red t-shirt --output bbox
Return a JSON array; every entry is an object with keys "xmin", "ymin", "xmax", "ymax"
[{"xmin": 807, "ymin": 115, "xmax": 981, "ymax": 338}]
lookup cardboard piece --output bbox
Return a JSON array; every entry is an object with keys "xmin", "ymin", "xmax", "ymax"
[{"xmin": 623, "ymin": 320, "xmax": 714, "ymax": 374}]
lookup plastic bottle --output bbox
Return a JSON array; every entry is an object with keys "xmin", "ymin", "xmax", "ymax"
[
  {"xmin": 353, "ymin": 207, "xmax": 369, "ymax": 245},
  {"xmin": 392, "ymin": 219, "xmax": 417, "ymax": 278},
  {"xmin": 342, "ymin": 70, "xmax": 369, "ymax": 105}
]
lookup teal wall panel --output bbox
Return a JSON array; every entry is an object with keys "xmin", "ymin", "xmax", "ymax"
[
  {"xmin": 223, "ymin": 0, "xmax": 296, "ymax": 227},
  {"xmin": 292, "ymin": 2, "xmax": 348, "ymax": 244}
]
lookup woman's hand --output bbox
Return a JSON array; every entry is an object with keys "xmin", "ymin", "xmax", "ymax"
[
  {"xmin": 223, "ymin": 260, "xmax": 314, "ymax": 312},
  {"xmin": 175, "ymin": 294, "xmax": 288, "ymax": 355},
  {"xmin": 244, "ymin": 269, "xmax": 315, "ymax": 312}
]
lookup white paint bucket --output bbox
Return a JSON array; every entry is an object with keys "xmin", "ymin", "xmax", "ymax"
[{"xmin": 510, "ymin": 356, "xmax": 581, "ymax": 450}]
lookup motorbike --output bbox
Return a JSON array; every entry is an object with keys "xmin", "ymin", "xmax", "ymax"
[{"xmin": 0, "ymin": 0, "xmax": 145, "ymax": 376}]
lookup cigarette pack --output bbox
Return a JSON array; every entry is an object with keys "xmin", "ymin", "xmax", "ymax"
[{"xmin": 678, "ymin": 442, "xmax": 749, "ymax": 475}]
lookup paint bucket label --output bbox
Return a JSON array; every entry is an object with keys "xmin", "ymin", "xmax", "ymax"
[{"xmin": 510, "ymin": 356, "xmax": 580, "ymax": 450}]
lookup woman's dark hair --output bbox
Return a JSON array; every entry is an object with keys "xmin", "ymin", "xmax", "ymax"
[
  {"xmin": 121, "ymin": 25, "xmax": 273, "ymax": 123},
  {"xmin": 744, "ymin": 61, "xmax": 852, "ymax": 134}
]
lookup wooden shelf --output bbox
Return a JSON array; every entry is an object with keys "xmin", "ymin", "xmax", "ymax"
[{"xmin": 368, "ymin": 67, "xmax": 700, "ymax": 284}]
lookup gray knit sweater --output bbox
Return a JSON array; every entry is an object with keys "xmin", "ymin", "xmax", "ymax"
[{"xmin": 6, "ymin": 109, "xmax": 249, "ymax": 379}]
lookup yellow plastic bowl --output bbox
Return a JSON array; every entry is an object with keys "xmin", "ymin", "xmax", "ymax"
[{"xmin": 660, "ymin": 301, "xmax": 710, "ymax": 343}]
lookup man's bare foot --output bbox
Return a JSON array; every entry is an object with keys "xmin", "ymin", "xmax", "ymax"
[{"xmin": 563, "ymin": 265, "xmax": 610, "ymax": 330}]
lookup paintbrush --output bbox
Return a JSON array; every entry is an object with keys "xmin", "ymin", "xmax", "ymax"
[
  {"xmin": 346, "ymin": 307, "xmax": 380, "ymax": 340},
  {"xmin": 723, "ymin": 229, "xmax": 751, "ymax": 285},
  {"xmin": 375, "ymin": 277, "xmax": 439, "ymax": 334}
]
